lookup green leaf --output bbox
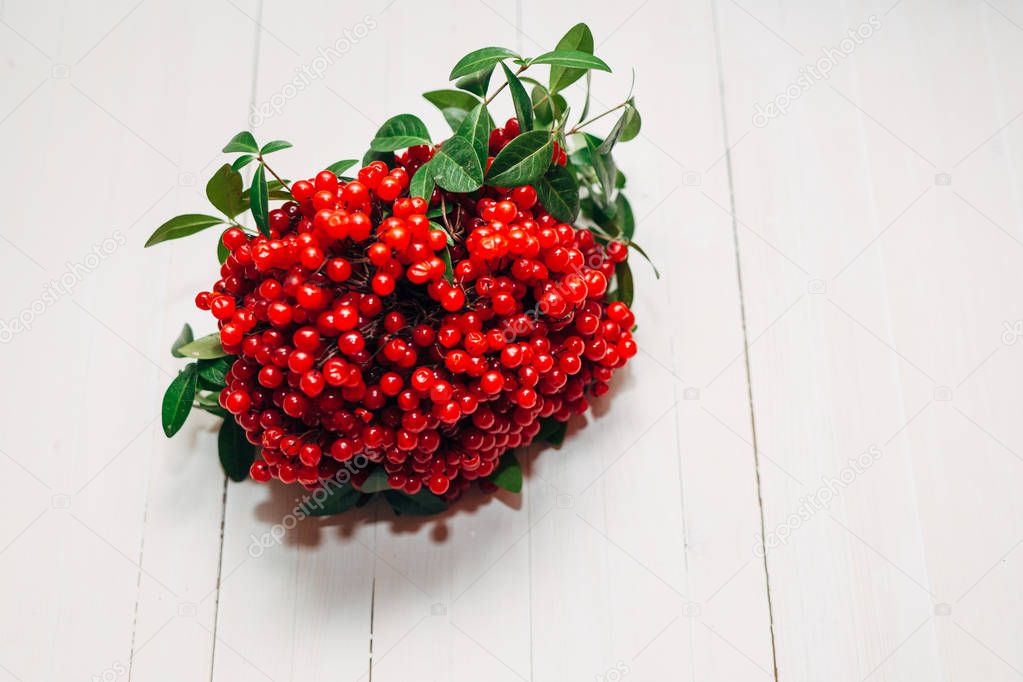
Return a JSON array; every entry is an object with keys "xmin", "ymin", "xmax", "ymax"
[
  {"xmin": 430, "ymin": 136, "xmax": 483, "ymax": 192},
  {"xmin": 410, "ymin": 161, "xmax": 436, "ymax": 200},
  {"xmin": 487, "ymin": 130, "xmax": 552, "ymax": 187},
  {"xmin": 206, "ymin": 164, "xmax": 247, "ymax": 219},
  {"xmin": 629, "ymin": 240, "xmax": 660, "ymax": 278},
  {"xmin": 326, "ymin": 159, "xmax": 359, "ymax": 176},
  {"xmin": 145, "ymin": 214, "xmax": 225, "ymax": 247},
  {"xmin": 535, "ymin": 164, "xmax": 579, "ymax": 222},
  {"xmin": 455, "ymin": 64, "xmax": 495, "ymax": 97},
  {"xmin": 223, "ymin": 131, "xmax": 259, "ymax": 154},
  {"xmin": 423, "ymin": 89, "xmax": 481, "ymax": 131},
  {"xmin": 578, "ymin": 71, "xmax": 592, "ymax": 123},
  {"xmin": 307, "ymin": 483, "xmax": 362, "ymax": 516},
  {"xmin": 621, "ymin": 103, "xmax": 641, "ymax": 142},
  {"xmin": 218, "ymin": 419, "xmax": 255, "ymax": 482},
  {"xmin": 217, "ymin": 229, "xmax": 231, "ymax": 264},
  {"xmin": 611, "ymin": 260, "xmax": 634, "ymax": 306},
  {"xmin": 531, "ymin": 85, "xmax": 567, "ymax": 126},
  {"xmin": 499, "ymin": 63, "xmax": 533, "ymax": 132},
  {"xmin": 250, "ymin": 164, "xmax": 269, "ymax": 236},
  {"xmin": 615, "ymin": 194, "xmax": 635, "ymax": 240},
  {"xmin": 439, "ymin": 247, "xmax": 454, "ymax": 284},
  {"xmin": 176, "ymin": 333, "xmax": 228, "ymax": 359},
  {"xmin": 384, "ymin": 490, "xmax": 447, "ymax": 516},
  {"xmin": 370, "ymin": 114, "xmax": 431, "ymax": 151},
  {"xmin": 198, "ymin": 356, "xmax": 233, "ymax": 387},
  {"xmin": 489, "ymin": 452, "xmax": 523, "ymax": 493},
  {"xmin": 585, "ymin": 134, "xmax": 617, "ymax": 204},
  {"xmin": 231, "ymin": 154, "xmax": 256, "ymax": 171},
  {"xmin": 450, "ymin": 46, "xmax": 519, "ymax": 80},
  {"xmin": 455, "ymin": 102, "xmax": 491, "ymax": 169},
  {"xmin": 260, "ymin": 139, "xmax": 292, "ymax": 155},
  {"xmin": 597, "ymin": 104, "xmax": 641, "ymax": 154},
  {"xmin": 530, "ymin": 50, "xmax": 611, "ymax": 73},
  {"xmin": 162, "ymin": 363, "xmax": 198, "ymax": 437},
  {"xmin": 362, "ymin": 148, "xmax": 395, "ymax": 167},
  {"xmin": 534, "ymin": 416, "xmax": 567, "ymax": 447},
  {"xmin": 549, "ymin": 23, "xmax": 595, "ymax": 93},
  {"xmin": 171, "ymin": 323, "xmax": 194, "ymax": 358},
  {"xmin": 360, "ymin": 467, "xmax": 390, "ymax": 493}
]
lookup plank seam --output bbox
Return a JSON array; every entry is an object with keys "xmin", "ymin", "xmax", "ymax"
[{"xmin": 709, "ymin": 1, "xmax": 780, "ymax": 679}]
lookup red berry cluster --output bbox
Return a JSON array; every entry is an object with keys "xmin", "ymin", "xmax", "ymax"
[{"xmin": 196, "ymin": 120, "xmax": 636, "ymax": 501}]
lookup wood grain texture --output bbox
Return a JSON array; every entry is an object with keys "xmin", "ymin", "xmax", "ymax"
[{"xmin": 0, "ymin": 1, "xmax": 1020, "ymax": 680}]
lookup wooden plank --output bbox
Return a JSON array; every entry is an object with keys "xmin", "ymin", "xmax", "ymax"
[
  {"xmin": 712, "ymin": 1, "xmax": 985, "ymax": 679},
  {"xmin": 0, "ymin": 1, "xmax": 245, "ymax": 680},
  {"xmin": 846, "ymin": 2, "xmax": 1023, "ymax": 679},
  {"xmin": 520, "ymin": 1, "xmax": 776, "ymax": 679}
]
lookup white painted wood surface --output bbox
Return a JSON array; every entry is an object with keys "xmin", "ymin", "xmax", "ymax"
[{"xmin": 0, "ymin": 1, "xmax": 1020, "ymax": 680}]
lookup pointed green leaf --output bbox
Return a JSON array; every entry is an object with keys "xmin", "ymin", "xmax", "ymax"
[
  {"xmin": 223, "ymin": 131, "xmax": 259, "ymax": 153},
  {"xmin": 217, "ymin": 229, "xmax": 231, "ymax": 264},
  {"xmin": 501, "ymin": 63, "xmax": 533, "ymax": 132},
  {"xmin": 487, "ymin": 130, "xmax": 552, "ymax": 187},
  {"xmin": 455, "ymin": 102, "xmax": 491, "ymax": 169},
  {"xmin": 423, "ymin": 89, "xmax": 481, "ymax": 131},
  {"xmin": 250, "ymin": 164, "xmax": 269, "ymax": 235},
  {"xmin": 610, "ymin": 260, "xmax": 634, "ymax": 306},
  {"xmin": 231, "ymin": 154, "xmax": 256, "ymax": 171},
  {"xmin": 535, "ymin": 164, "xmax": 579, "ymax": 222},
  {"xmin": 260, "ymin": 139, "xmax": 292, "ymax": 155},
  {"xmin": 370, "ymin": 114, "xmax": 431, "ymax": 151},
  {"xmin": 410, "ymin": 160, "xmax": 436, "ymax": 200},
  {"xmin": 489, "ymin": 452, "xmax": 523, "ymax": 493},
  {"xmin": 549, "ymin": 23, "xmax": 595, "ymax": 93},
  {"xmin": 430, "ymin": 136, "xmax": 483, "ymax": 192},
  {"xmin": 218, "ymin": 418, "xmax": 255, "ymax": 482},
  {"xmin": 534, "ymin": 416, "xmax": 567, "ymax": 447},
  {"xmin": 162, "ymin": 363, "xmax": 198, "ymax": 437},
  {"xmin": 578, "ymin": 71, "xmax": 592, "ymax": 123},
  {"xmin": 439, "ymin": 247, "xmax": 454, "ymax": 284},
  {"xmin": 621, "ymin": 103, "xmax": 641, "ymax": 142},
  {"xmin": 198, "ymin": 356, "xmax": 233, "ymax": 387},
  {"xmin": 171, "ymin": 323, "xmax": 194, "ymax": 358},
  {"xmin": 176, "ymin": 333, "xmax": 228, "ymax": 359},
  {"xmin": 206, "ymin": 164, "xmax": 247, "ymax": 218},
  {"xmin": 449, "ymin": 46, "xmax": 519, "ymax": 79},
  {"xmin": 360, "ymin": 467, "xmax": 390, "ymax": 493},
  {"xmin": 530, "ymin": 50, "xmax": 610, "ymax": 73},
  {"xmin": 585, "ymin": 134, "xmax": 617, "ymax": 204},
  {"xmin": 363, "ymin": 148, "xmax": 395, "ymax": 167},
  {"xmin": 455, "ymin": 64, "xmax": 495, "ymax": 97},
  {"xmin": 145, "ymin": 214, "xmax": 225, "ymax": 247},
  {"xmin": 326, "ymin": 159, "xmax": 359, "ymax": 176},
  {"xmin": 629, "ymin": 240, "xmax": 660, "ymax": 278},
  {"xmin": 615, "ymin": 194, "xmax": 635, "ymax": 240}
]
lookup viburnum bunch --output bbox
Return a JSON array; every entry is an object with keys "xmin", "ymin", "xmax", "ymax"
[{"xmin": 147, "ymin": 23, "xmax": 651, "ymax": 516}]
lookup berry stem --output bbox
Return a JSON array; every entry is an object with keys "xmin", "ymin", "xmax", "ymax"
[
  {"xmin": 258, "ymin": 156, "xmax": 291, "ymax": 192},
  {"xmin": 483, "ymin": 62, "xmax": 529, "ymax": 106},
  {"xmin": 567, "ymin": 101, "xmax": 629, "ymax": 135}
]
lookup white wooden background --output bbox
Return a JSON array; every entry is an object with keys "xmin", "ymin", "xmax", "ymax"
[{"xmin": 2, "ymin": 0, "xmax": 1022, "ymax": 680}]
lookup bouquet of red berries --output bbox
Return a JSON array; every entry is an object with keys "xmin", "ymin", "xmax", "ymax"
[{"xmin": 147, "ymin": 23, "xmax": 649, "ymax": 516}]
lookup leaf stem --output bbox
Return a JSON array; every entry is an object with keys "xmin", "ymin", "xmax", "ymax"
[
  {"xmin": 483, "ymin": 62, "xmax": 528, "ymax": 106},
  {"xmin": 567, "ymin": 101, "xmax": 629, "ymax": 135},
  {"xmin": 257, "ymin": 155, "xmax": 291, "ymax": 192}
]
